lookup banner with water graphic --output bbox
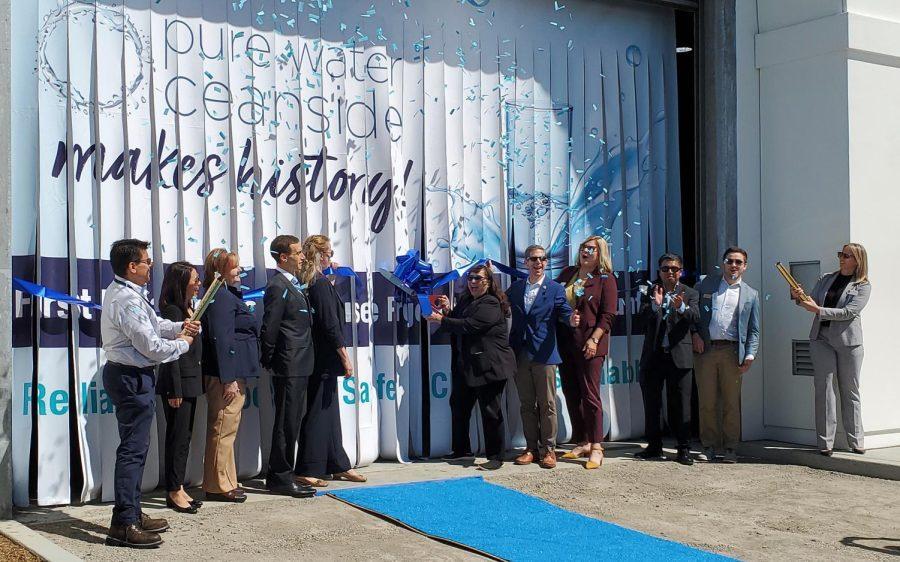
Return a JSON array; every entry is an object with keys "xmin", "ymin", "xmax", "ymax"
[{"xmin": 11, "ymin": 0, "xmax": 680, "ymax": 505}]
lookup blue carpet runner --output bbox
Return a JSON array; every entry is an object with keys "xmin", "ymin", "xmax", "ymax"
[{"xmin": 329, "ymin": 476, "xmax": 732, "ymax": 561}]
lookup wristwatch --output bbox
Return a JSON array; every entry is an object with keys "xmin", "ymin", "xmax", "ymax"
[{"xmin": 589, "ymin": 336, "xmax": 600, "ymax": 344}]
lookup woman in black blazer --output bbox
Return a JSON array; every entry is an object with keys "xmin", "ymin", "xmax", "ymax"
[
  {"xmin": 157, "ymin": 261, "xmax": 203, "ymax": 513},
  {"xmin": 427, "ymin": 263, "xmax": 517, "ymax": 470},
  {"xmin": 200, "ymin": 249, "xmax": 260, "ymax": 502},
  {"xmin": 294, "ymin": 235, "xmax": 365, "ymax": 485}
]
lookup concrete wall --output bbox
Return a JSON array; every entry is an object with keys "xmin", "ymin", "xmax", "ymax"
[
  {"xmin": 734, "ymin": 0, "xmax": 764, "ymax": 441},
  {"xmin": 0, "ymin": 0, "xmax": 11, "ymax": 521},
  {"xmin": 744, "ymin": 2, "xmax": 900, "ymax": 448}
]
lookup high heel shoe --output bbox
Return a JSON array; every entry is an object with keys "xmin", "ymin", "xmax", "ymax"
[
  {"xmin": 585, "ymin": 448, "xmax": 604, "ymax": 470},
  {"xmin": 166, "ymin": 497, "xmax": 198, "ymax": 514},
  {"xmin": 561, "ymin": 445, "xmax": 591, "ymax": 460}
]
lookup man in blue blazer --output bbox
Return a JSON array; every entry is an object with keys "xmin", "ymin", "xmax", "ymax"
[
  {"xmin": 692, "ymin": 247, "xmax": 761, "ymax": 464},
  {"xmin": 507, "ymin": 245, "xmax": 578, "ymax": 469}
]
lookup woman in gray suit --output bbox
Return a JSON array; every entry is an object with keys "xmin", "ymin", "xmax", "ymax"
[{"xmin": 792, "ymin": 242, "xmax": 870, "ymax": 456}]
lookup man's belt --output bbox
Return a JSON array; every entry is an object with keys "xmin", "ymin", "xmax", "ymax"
[{"xmin": 709, "ymin": 340, "xmax": 737, "ymax": 346}]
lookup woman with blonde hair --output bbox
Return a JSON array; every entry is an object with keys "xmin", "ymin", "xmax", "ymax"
[
  {"xmin": 200, "ymin": 249, "xmax": 260, "ymax": 502},
  {"xmin": 792, "ymin": 242, "xmax": 871, "ymax": 456},
  {"xmin": 294, "ymin": 235, "xmax": 365, "ymax": 484},
  {"xmin": 555, "ymin": 236, "xmax": 618, "ymax": 469}
]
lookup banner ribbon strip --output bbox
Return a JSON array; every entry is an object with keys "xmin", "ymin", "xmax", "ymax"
[{"xmin": 13, "ymin": 277, "xmax": 102, "ymax": 310}]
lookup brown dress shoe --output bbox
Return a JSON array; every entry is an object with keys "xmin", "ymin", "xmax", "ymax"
[
  {"xmin": 539, "ymin": 450, "xmax": 557, "ymax": 469},
  {"xmin": 205, "ymin": 489, "xmax": 248, "ymax": 503},
  {"xmin": 139, "ymin": 513, "xmax": 169, "ymax": 533},
  {"xmin": 514, "ymin": 450, "xmax": 535, "ymax": 465},
  {"xmin": 106, "ymin": 523, "xmax": 162, "ymax": 548}
]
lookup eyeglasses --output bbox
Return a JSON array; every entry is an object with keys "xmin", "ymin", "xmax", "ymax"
[
  {"xmin": 134, "ymin": 258, "xmax": 153, "ymax": 267},
  {"xmin": 526, "ymin": 256, "xmax": 549, "ymax": 263},
  {"xmin": 324, "ymin": 250, "xmax": 334, "ymax": 258},
  {"xmin": 467, "ymin": 275, "xmax": 486, "ymax": 282},
  {"xmin": 837, "ymin": 252, "xmax": 854, "ymax": 260},
  {"xmin": 659, "ymin": 266, "xmax": 681, "ymax": 273},
  {"xmin": 580, "ymin": 246, "xmax": 597, "ymax": 255},
  {"xmin": 724, "ymin": 258, "xmax": 745, "ymax": 266}
]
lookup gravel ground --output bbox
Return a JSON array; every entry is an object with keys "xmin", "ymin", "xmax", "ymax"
[
  {"xmin": 21, "ymin": 450, "xmax": 900, "ymax": 561},
  {"xmin": 495, "ymin": 455, "xmax": 900, "ymax": 561},
  {"xmin": 0, "ymin": 534, "xmax": 40, "ymax": 562}
]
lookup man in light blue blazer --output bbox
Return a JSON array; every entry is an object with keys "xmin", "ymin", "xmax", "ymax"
[
  {"xmin": 507, "ymin": 244, "xmax": 577, "ymax": 469},
  {"xmin": 693, "ymin": 247, "xmax": 761, "ymax": 463}
]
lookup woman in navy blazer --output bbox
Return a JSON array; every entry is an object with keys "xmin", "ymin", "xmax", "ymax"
[
  {"xmin": 200, "ymin": 248, "xmax": 259, "ymax": 502},
  {"xmin": 555, "ymin": 236, "xmax": 618, "ymax": 469}
]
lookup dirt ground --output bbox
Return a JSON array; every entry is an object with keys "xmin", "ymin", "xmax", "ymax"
[
  {"xmin": 19, "ymin": 447, "xmax": 900, "ymax": 561},
  {"xmin": 0, "ymin": 534, "xmax": 40, "ymax": 562}
]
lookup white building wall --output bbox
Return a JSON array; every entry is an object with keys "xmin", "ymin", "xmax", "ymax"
[
  {"xmin": 740, "ymin": 2, "xmax": 900, "ymax": 448},
  {"xmin": 847, "ymin": 59, "xmax": 900, "ymax": 448}
]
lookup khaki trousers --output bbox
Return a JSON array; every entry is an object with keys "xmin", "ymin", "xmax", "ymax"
[
  {"xmin": 203, "ymin": 377, "xmax": 245, "ymax": 493},
  {"xmin": 695, "ymin": 344, "xmax": 743, "ymax": 450},
  {"xmin": 515, "ymin": 352, "xmax": 558, "ymax": 454}
]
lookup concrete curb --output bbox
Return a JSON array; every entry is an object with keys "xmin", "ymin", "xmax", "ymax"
[
  {"xmin": 737, "ymin": 440, "xmax": 900, "ymax": 481},
  {"xmin": 0, "ymin": 520, "xmax": 82, "ymax": 562}
]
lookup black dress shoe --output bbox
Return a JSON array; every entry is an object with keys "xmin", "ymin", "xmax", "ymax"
[
  {"xmin": 206, "ymin": 489, "xmax": 248, "ymax": 503},
  {"xmin": 675, "ymin": 449, "xmax": 694, "ymax": 466},
  {"xmin": 441, "ymin": 451, "xmax": 475, "ymax": 461},
  {"xmin": 139, "ymin": 513, "xmax": 170, "ymax": 533},
  {"xmin": 851, "ymin": 447, "xmax": 866, "ymax": 455},
  {"xmin": 106, "ymin": 523, "xmax": 162, "ymax": 549},
  {"xmin": 820, "ymin": 449, "xmax": 834, "ymax": 457},
  {"xmin": 267, "ymin": 482, "xmax": 316, "ymax": 498},
  {"xmin": 635, "ymin": 448, "xmax": 664, "ymax": 460},
  {"xmin": 166, "ymin": 497, "xmax": 199, "ymax": 514},
  {"xmin": 476, "ymin": 459, "xmax": 504, "ymax": 471}
]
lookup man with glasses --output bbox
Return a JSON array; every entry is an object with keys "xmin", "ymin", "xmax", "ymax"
[
  {"xmin": 101, "ymin": 239, "xmax": 200, "ymax": 548},
  {"xmin": 692, "ymin": 247, "xmax": 761, "ymax": 463},
  {"xmin": 637, "ymin": 253, "xmax": 699, "ymax": 465},
  {"xmin": 507, "ymin": 245, "xmax": 578, "ymax": 469}
]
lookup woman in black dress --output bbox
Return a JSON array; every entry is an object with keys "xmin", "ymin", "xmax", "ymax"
[
  {"xmin": 157, "ymin": 261, "xmax": 203, "ymax": 513},
  {"xmin": 294, "ymin": 235, "xmax": 365, "ymax": 485},
  {"xmin": 426, "ymin": 263, "xmax": 517, "ymax": 470}
]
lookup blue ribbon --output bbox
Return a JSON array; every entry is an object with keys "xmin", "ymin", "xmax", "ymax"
[
  {"xmin": 380, "ymin": 250, "xmax": 527, "ymax": 317},
  {"xmin": 243, "ymin": 287, "xmax": 265, "ymax": 301},
  {"xmin": 244, "ymin": 267, "xmax": 363, "ymax": 301},
  {"xmin": 323, "ymin": 266, "xmax": 365, "ymax": 292},
  {"xmin": 13, "ymin": 277, "xmax": 102, "ymax": 310}
]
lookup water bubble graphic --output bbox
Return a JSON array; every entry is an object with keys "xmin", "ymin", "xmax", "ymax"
[
  {"xmin": 38, "ymin": 2, "xmax": 146, "ymax": 113},
  {"xmin": 625, "ymin": 45, "xmax": 642, "ymax": 68}
]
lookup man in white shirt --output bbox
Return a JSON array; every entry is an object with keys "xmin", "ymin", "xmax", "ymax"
[
  {"xmin": 101, "ymin": 239, "xmax": 199, "ymax": 548},
  {"xmin": 692, "ymin": 247, "xmax": 761, "ymax": 463}
]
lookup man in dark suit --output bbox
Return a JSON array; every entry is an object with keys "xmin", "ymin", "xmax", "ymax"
[
  {"xmin": 261, "ymin": 235, "xmax": 316, "ymax": 498},
  {"xmin": 507, "ymin": 245, "xmax": 577, "ymax": 469},
  {"xmin": 637, "ymin": 252, "xmax": 700, "ymax": 466}
]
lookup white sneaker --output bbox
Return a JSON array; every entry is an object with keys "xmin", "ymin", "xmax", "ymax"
[{"xmin": 698, "ymin": 447, "xmax": 716, "ymax": 462}]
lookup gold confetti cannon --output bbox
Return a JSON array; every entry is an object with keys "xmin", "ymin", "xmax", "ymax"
[{"xmin": 775, "ymin": 262, "xmax": 812, "ymax": 302}]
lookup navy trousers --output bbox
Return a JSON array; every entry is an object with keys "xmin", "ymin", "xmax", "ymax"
[{"xmin": 103, "ymin": 362, "xmax": 156, "ymax": 526}]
